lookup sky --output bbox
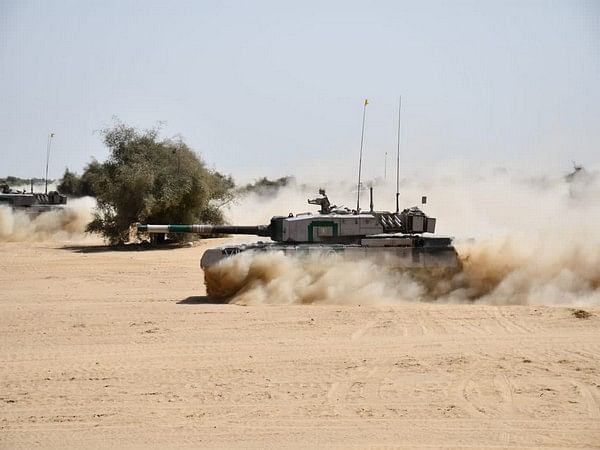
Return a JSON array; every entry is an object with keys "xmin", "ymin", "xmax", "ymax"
[{"xmin": 1, "ymin": 0, "xmax": 598, "ymax": 184}]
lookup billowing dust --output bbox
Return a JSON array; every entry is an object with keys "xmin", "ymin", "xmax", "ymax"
[
  {"xmin": 215, "ymin": 166, "xmax": 600, "ymax": 306},
  {"xmin": 0, "ymin": 197, "xmax": 95, "ymax": 242}
]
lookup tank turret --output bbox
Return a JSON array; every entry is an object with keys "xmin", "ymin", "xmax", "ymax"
[{"xmin": 137, "ymin": 197, "xmax": 437, "ymax": 245}]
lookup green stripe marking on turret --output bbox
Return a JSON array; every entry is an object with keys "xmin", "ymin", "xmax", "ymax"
[{"xmin": 307, "ymin": 221, "xmax": 338, "ymax": 242}]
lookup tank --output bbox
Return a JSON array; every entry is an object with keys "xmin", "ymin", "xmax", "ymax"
[
  {"xmin": 137, "ymin": 189, "xmax": 461, "ymax": 297},
  {"xmin": 0, "ymin": 183, "xmax": 67, "ymax": 215}
]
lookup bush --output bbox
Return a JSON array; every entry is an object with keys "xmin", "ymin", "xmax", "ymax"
[
  {"xmin": 57, "ymin": 169, "xmax": 82, "ymax": 196},
  {"xmin": 57, "ymin": 162, "xmax": 103, "ymax": 197},
  {"xmin": 85, "ymin": 121, "xmax": 234, "ymax": 244}
]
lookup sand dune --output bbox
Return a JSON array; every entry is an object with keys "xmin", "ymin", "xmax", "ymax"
[{"xmin": 1, "ymin": 238, "xmax": 599, "ymax": 449}]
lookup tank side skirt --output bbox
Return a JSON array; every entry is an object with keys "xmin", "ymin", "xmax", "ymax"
[{"xmin": 199, "ymin": 242, "xmax": 459, "ymax": 269}]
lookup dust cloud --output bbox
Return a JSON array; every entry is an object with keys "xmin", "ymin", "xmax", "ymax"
[
  {"xmin": 205, "ymin": 252, "xmax": 433, "ymax": 305},
  {"xmin": 215, "ymin": 165, "xmax": 600, "ymax": 306},
  {"xmin": 0, "ymin": 197, "xmax": 95, "ymax": 242}
]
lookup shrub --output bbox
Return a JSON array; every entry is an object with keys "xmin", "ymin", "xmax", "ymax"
[{"xmin": 85, "ymin": 121, "xmax": 234, "ymax": 244}]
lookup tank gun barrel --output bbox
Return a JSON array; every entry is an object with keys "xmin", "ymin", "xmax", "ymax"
[{"xmin": 137, "ymin": 224, "xmax": 271, "ymax": 237}]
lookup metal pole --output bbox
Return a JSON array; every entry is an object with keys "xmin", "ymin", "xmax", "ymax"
[
  {"xmin": 384, "ymin": 152, "xmax": 387, "ymax": 181},
  {"xmin": 395, "ymin": 96, "xmax": 401, "ymax": 213},
  {"xmin": 356, "ymin": 99, "xmax": 368, "ymax": 212},
  {"xmin": 45, "ymin": 133, "xmax": 54, "ymax": 194}
]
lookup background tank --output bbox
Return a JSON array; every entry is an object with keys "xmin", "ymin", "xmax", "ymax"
[
  {"xmin": 137, "ymin": 189, "xmax": 461, "ymax": 297},
  {"xmin": 0, "ymin": 183, "xmax": 67, "ymax": 215}
]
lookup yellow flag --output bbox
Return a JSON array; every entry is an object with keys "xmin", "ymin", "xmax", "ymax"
[{"xmin": 364, "ymin": 99, "xmax": 369, "ymax": 106}]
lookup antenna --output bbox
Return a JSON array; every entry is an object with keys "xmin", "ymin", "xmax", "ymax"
[
  {"xmin": 395, "ymin": 96, "xmax": 401, "ymax": 213},
  {"xmin": 44, "ymin": 132, "xmax": 55, "ymax": 195},
  {"xmin": 384, "ymin": 152, "xmax": 387, "ymax": 181},
  {"xmin": 356, "ymin": 99, "xmax": 368, "ymax": 212}
]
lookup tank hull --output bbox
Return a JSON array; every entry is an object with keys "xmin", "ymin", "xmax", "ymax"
[
  {"xmin": 200, "ymin": 236, "xmax": 461, "ymax": 298},
  {"xmin": 0, "ymin": 191, "xmax": 67, "ymax": 216},
  {"xmin": 201, "ymin": 235, "xmax": 458, "ymax": 268}
]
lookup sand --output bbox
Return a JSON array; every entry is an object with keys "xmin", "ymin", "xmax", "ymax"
[{"xmin": 1, "ymin": 238, "xmax": 599, "ymax": 449}]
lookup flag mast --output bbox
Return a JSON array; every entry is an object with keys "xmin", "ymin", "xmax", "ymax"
[{"xmin": 356, "ymin": 98, "xmax": 368, "ymax": 212}]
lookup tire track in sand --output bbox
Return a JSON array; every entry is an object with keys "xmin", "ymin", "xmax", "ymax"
[
  {"xmin": 350, "ymin": 320, "xmax": 376, "ymax": 341},
  {"xmin": 455, "ymin": 366, "xmax": 517, "ymax": 419}
]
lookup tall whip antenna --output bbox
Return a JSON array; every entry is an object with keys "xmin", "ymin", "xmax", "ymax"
[
  {"xmin": 356, "ymin": 98, "xmax": 368, "ymax": 212},
  {"xmin": 44, "ymin": 132, "xmax": 55, "ymax": 195},
  {"xmin": 395, "ymin": 96, "xmax": 401, "ymax": 213}
]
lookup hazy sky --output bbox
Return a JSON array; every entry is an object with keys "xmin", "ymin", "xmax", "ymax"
[{"xmin": 1, "ymin": 0, "xmax": 598, "ymax": 183}]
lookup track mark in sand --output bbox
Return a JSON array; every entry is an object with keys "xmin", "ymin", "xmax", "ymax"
[
  {"xmin": 488, "ymin": 308, "xmax": 532, "ymax": 334},
  {"xmin": 576, "ymin": 383, "xmax": 600, "ymax": 420},
  {"xmin": 361, "ymin": 366, "xmax": 387, "ymax": 401},
  {"xmin": 499, "ymin": 431, "xmax": 510, "ymax": 446},
  {"xmin": 327, "ymin": 361, "xmax": 392, "ymax": 406},
  {"xmin": 572, "ymin": 349, "xmax": 600, "ymax": 363},
  {"xmin": 494, "ymin": 373, "xmax": 516, "ymax": 415},
  {"xmin": 351, "ymin": 320, "xmax": 376, "ymax": 341},
  {"xmin": 503, "ymin": 309, "xmax": 535, "ymax": 333},
  {"xmin": 455, "ymin": 368, "xmax": 516, "ymax": 418},
  {"xmin": 413, "ymin": 312, "xmax": 443, "ymax": 337},
  {"xmin": 456, "ymin": 375, "xmax": 486, "ymax": 417}
]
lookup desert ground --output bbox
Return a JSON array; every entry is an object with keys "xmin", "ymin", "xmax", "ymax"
[{"xmin": 1, "ymin": 237, "xmax": 599, "ymax": 449}]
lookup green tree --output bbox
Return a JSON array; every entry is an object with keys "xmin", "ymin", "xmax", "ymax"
[
  {"xmin": 79, "ymin": 160, "xmax": 102, "ymax": 197},
  {"xmin": 57, "ymin": 168, "xmax": 82, "ymax": 196},
  {"xmin": 57, "ymin": 164, "xmax": 100, "ymax": 197},
  {"xmin": 86, "ymin": 121, "xmax": 235, "ymax": 244}
]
